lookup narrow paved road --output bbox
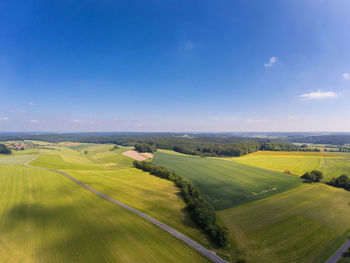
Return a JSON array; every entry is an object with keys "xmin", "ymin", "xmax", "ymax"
[
  {"xmin": 24, "ymin": 152, "xmax": 228, "ymax": 263},
  {"xmin": 325, "ymin": 238, "xmax": 350, "ymax": 263}
]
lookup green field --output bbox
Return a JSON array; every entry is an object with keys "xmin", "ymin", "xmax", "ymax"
[
  {"xmin": 152, "ymin": 152, "xmax": 302, "ymax": 210},
  {"xmin": 219, "ymin": 184, "xmax": 350, "ymax": 263},
  {"xmin": 234, "ymin": 151, "xmax": 350, "ymax": 180},
  {"xmin": 0, "ymin": 165, "xmax": 209, "ymax": 263}
]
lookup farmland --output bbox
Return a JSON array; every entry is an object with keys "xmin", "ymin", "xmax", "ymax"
[
  {"xmin": 152, "ymin": 152, "xmax": 302, "ymax": 210},
  {"xmin": 0, "ymin": 143, "xmax": 215, "ymax": 263},
  {"xmin": 2, "ymin": 139, "xmax": 350, "ymax": 263},
  {"xmin": 0, "ymin": 148, "xmax": 39, "ymax": 164},
  {"xmin": 219, "ymin": 184, "xmax": 350, "ymax": 263},
  {"xmin": 69, "ymin": 168, "xmax": 212, "ymax": 247},
  {"xmin": 0, "ymin": 164, "xmax": 209, "ymax": 263},
  {"xmin": 234, "ymin": 151, "xmax": 350, "ymax": 180}
]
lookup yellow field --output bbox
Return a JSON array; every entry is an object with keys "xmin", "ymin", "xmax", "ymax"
[
  {"xmin": 69, "ymin": 168, "xmax": 212, "ymax": 247},
  {"xmin": 0, "ymin": 165, "xmax": 209, "ymax": 263},
  {"xmin": 241, "ymin": 151, "xmax": 342, "ymax": 157},
  {"xmin": 232, "ymin": 151, "xmax": 350, "ymax": 180}
]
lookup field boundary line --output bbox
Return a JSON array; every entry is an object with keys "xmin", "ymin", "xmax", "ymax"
[{"xmin": 24, "ymin": 151, "xmax": 227, "ymax": 263}]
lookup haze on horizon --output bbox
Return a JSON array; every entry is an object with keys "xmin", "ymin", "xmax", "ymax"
[{"xmin": 1, "ymin": 0, "xmax": 350, "ymax": 133}]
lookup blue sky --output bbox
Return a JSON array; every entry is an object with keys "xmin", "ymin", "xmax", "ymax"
[{"xmin": 1, "ymin": 0, "xmax": 350, "ymax": 132}]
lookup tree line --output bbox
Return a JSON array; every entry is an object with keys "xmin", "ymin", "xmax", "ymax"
[
  {"xmin": 0, "ymin": 133, "xmax": 315, "ymax": 157},
  {"xmin": 133, "ymin": 160, "xmax": 228, "ymax": 248},
  {"xmin": 0, "ymin": 144, "xmax": 11, "ymax": 154}
]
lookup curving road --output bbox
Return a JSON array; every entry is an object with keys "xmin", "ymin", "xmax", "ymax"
[{"xmin": 24, "ymin": 152, "xmax": 228, "ymax": 263}]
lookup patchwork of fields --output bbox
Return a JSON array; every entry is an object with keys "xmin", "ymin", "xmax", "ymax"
[
  {"xmin": 152, "ymin": 150, "xmax": 350, "ymax": 262},
  {"xmin": 2, "ymin": 142, "xmax": 350, "ymax": 263},
  {"xmin": 152, "ymin": 152, "xmax": 302, "ymax": 210},
  {"xmin": 0, "ymin": 144, "xmax": 213, "ymax": 262}
]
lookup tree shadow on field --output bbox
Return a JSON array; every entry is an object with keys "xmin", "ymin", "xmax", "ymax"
[{"xmin": 0, "ymin": 201, "xmax": 172, "ymax": 263}]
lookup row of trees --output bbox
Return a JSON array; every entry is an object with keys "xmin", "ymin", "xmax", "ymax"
[
  {"xmin": 134, "ymin": 143, "xmax": 157, "ymax": 153},
  {"xmin": 328, "ymin": 174, "xmax": 350, "ymax": 190},
  {"xmin": 133, "ymin": 161, "xmax": 228, "ymax": 248},
  {"xmin": 163, "ymin": 141, "xmax": 302, "ymax": 157},
  {"xmin": 0, "ymin": 144, "xmax": 11, "ymax": 154},
  {"xmin": 301, "ymin": 170, "xmax": 323, "ymax": 182}
]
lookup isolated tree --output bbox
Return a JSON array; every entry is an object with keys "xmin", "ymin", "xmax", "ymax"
[{"xmin": 310, "ymin": 170, "xmax": 323, "ymax": 182}]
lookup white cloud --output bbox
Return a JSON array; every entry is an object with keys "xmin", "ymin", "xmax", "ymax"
[
  {"xmin": 72, "ymin": 119, "xmax": 82, "ymax": 123},
  {"xmin": 343, "ymin": 73, "xmax": 350, "ymax": 80},
  {"xmin": 300, "ymin": 90, "xmax": 338, "ymax": 100},
  {"xmin": 29, "ymin": 102, "xmax": 36, "ymax": 106},
  {"xmin": 288, "ymin": 115, "xmax": 297, "ymax": 119},
  {"xmin": 29, "ymin": 120, "xmax": 39, "ymax": 123},
  {"xmin": 0, "ymin": 117, "xmax": 8, "ymax": 120},
  {"xmin": 264, "ymin": 56, "xmax": 277, "ymax": 68}
]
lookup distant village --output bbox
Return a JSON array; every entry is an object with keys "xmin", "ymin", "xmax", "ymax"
[{"xmin": 7, "ymin": 142, "xmax": 31, "ymax": 150}]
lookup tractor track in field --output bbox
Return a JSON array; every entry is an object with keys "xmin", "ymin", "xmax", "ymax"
[{"xmin": 24, "ymin": 151, "xmax": 227, "ymax": 263}]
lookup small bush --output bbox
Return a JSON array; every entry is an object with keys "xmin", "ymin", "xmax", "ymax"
[{"xmin": 301, "ymin": 170, "xmax": 323, "ymax": 182}]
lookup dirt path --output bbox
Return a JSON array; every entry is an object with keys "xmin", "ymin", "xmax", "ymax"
[{"xmin": 24, "ymin": 152, "xmax": 227, "ymax": 263}]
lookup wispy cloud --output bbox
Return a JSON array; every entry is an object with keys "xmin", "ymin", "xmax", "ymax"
[
  {"xmin": 28, "ymin": 119, "xmax": 39, "ymax": 123},
  {"xmin": 264, "ymin": 56, "xmax": 277, "ymax": 68},
  {"xmin": 72, "ymin": 119, "xmax": 82, "ymax": 123},
  {"xmin": 210, "ymin": 116, "xmax": 268, "ymax": 124},
  {"xmin": 300, "ymin": 90, "xmax": 338, "ymax": 100},
  {"xmin": 179, "ymin": 41, "xmax": 194, "ymax": 52},
  {"xmin": 343, "ymin": 73, "xmax": 350, "ymax": 80},
  {"xmin": 246, "ymin": 118, "xmax": 268, "ymax": 124},
  {"xmin": 288, "ymin": 115, "xmax": 297, "ymax": 119},
  {"xmin": 29, "ymin": 102, "xmax": 36, "ymax": 106},
  {"xmin": 0, "ymin": 117, "xmax": 8, "ymax": 120}
]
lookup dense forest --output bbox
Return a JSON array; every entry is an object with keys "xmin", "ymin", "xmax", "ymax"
[
  {"xmin": 0, "ymin": 133, "xmax": 306, "ymax": 157},
  {"xmin": 134, "ymin": 160, "xmax": 228, "ymax": 248},
  {"xmin": 288, "ymin": 135, "xmax": 350, "ymax": 145},
  {"xmin": 0, "ymin": 144, "xmax": 11, "ymax": 154}
]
